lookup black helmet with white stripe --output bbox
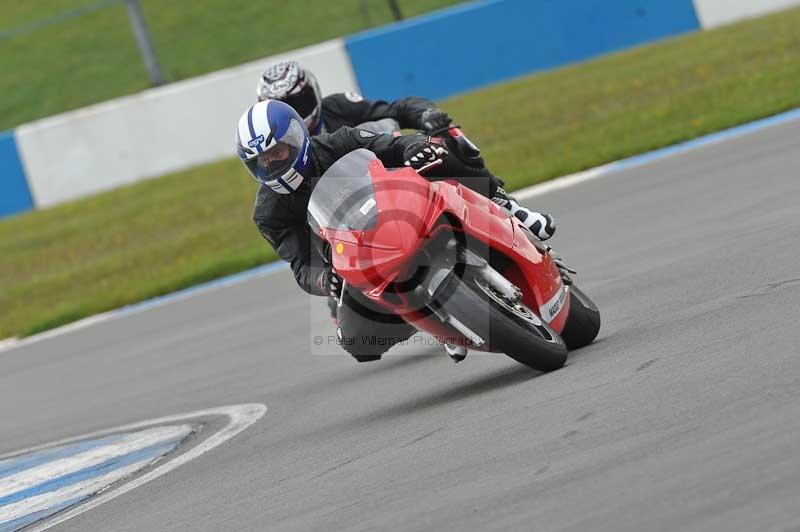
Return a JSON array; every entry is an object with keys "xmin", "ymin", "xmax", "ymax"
[{"xmin": 256, "ymin": 61, "xmax": 324, "ymax": 135}]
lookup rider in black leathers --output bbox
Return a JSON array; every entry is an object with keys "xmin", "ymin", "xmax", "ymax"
[
  {"xmin": 253, "ymin": 61, "xmax": 555, "ymax": 296},
  {"xmin": 243, "ymin": 62, "xmax": 556, "ymax": 361}
]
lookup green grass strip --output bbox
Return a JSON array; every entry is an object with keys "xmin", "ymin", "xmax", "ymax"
[
  {"xmin": 2, "ymin": 8, "xmax": 800, "ymax": 338},
  {"xmin": 0, "ymin": 0, "xmax": 124, "ymax": 41},
  {"xmin": 0, "ymin": 0, "xmax": 465, "ymax": 131}
]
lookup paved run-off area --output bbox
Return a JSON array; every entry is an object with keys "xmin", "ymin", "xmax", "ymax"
[{"xmin": 1, "ymin": 116, "xmax": 799, "ymax": 531}]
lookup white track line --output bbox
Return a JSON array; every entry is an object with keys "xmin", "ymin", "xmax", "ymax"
[
  {"xmin": 0, "ymin": 339, "xmax": 20, "ymax": 352},
  {"xmin": 0, "ymin": 460, "xmax": 152, "ymax": 525},
  {"xmin": 515, "ymin": 166, "xmax": 610, "ymax": 201},
  {"xmin": 0, "ymin": 425, "xmax": 191, "ymax": 498},
  {"xmin": 1, "ymin": 403, "xmax": 267, "ymax": 532}
]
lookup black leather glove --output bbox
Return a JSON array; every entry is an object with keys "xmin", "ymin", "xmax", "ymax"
[
  {"xmin": 403, "ymin": 141, "xmax": 449, "ymax": 171},
  {"xmin": 421, "ymin": 108, "xmax": 452, "ymax": 134}
]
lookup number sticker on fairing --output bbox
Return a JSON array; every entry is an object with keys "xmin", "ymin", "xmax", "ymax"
[
  {"xmin": 539, "ymin": 285, "xmax": 568, "ymax": 323},
  {"xmin": 359, "ymin": 198, "xmax": 376, "ymax": 215}
]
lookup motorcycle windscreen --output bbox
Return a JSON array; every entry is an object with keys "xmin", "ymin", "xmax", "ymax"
[{"xmin": 308, "ymin": 149, "xmax": 379, "ymax": 233}]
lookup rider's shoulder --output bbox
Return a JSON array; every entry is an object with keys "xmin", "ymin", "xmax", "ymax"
[
  {"xmin": 253, "ymin": 182, "xmax": 287, "ymax": 209},
  {"xmin": 317, "ymin": 125, "xmax": 359, "ymax": 140},
  {"xmin": 324, "ymin": 92, "xmax": 367, "ymax": 106},
  {"xmin": 252, "ymin": 184, "xmax": 303, "ymax": 226},
  {"xmin": 253, "ymin": 183, "xmax": 276, "ymax": 211}
]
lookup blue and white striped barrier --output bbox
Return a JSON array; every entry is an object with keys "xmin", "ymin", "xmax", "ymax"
[{"xmin": 2, "ymin": 0, "xmax": 798, "ymax": 218}]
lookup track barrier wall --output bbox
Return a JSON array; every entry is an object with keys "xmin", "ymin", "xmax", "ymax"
[
  {"xmin": 345, "ymin": 0, "xmax": 700, "ymax": 101},
  {"xmin": 2, "ymin": 0, "xmax": 798, "ymax": 217},
  {"xmin": 0, "ymin": 131, "xmax": 33, "ymax": 217},
  {"xmin": 692, "ymin": 0, "xmax": 800, "ymax": 28},
  {"xmin": 14, "ymin": 39, "xmax": 358, "ymax": 209}
]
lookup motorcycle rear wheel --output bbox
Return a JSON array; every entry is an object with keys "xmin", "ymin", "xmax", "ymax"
[
  {"xmin": 439, "ymin": 272, "xmax": 568, "ymax": 372},
  {"xmin": 560, "ymin": 285, "xmax": 601, "ymax": 350}
]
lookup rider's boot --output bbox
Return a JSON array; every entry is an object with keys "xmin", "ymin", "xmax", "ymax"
[
  {"xmin": 445, "ymin": 343, "xmax": 467, "ymax": 363},
  {"xmin": 492, "ymin": 187, "xmax": 556, "ymax": 241}
]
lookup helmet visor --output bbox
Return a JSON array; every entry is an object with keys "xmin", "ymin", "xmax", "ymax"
[
  {"xmin": 285, "ymin": 83, "xmax": 319, "ymax": 119},
  {"xmin": 245, "ymin": 118, "xmax": 305, "ymax": 185}
]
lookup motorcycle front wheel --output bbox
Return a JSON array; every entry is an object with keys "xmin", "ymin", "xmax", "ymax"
[{"xmin": 438, "ymin": 272, "xmax": 568, "ymax": 372}]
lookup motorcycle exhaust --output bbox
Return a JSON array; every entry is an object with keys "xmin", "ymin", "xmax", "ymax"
[
  {"xmin": 415, "ymin": 285, "xmax": 486, "ymax": 348},
  {"xmin": 444, "ymin": 314, "xmax": 485, "ymax": 347}
]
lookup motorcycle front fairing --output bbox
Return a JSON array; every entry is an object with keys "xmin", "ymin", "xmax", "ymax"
[
  {"xmin": 308, "ymin": 150, "xmax": 434, "ymax": 296},
  {"xmin": 424, "ymin": 180, "xmax": 570, "ymax": 333},
  {"xmin": 308, "ymin": 151, "xmax": 570, "ymax": 333}
]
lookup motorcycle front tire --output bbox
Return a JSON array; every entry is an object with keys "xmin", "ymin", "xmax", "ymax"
[
  {"xmin": 438, "ymin": 273, "xmax": 568, "ymax": 372},
  {"xmin": 560, "ymin": 285, "xmax": 601, "ymax": 350}
]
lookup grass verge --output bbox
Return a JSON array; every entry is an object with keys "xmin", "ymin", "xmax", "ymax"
[
  {"xmin": 2, "ymin": 7, "xmax": 800, "ymax": 338},
  {"xmin": 0, "ymin": 0, "xmax": 464, "ymax": 131}
]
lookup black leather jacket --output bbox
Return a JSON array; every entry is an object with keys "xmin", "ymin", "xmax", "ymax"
[{"xmin": 320, "ymin": 93, "xmax": 435, "ymax": 132}]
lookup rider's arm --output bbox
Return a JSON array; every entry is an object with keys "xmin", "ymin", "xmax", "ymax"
[
  {"xmin": 322, "ymin": 93, "xmax": 436, "ymax": 131},
  {"xmin": 252, "ymin": 189, "xmax": 328, "ymax": 296},
  {"xmin": 256, "ymin": 221, "xmax": 328, "ymax": 296},
  {"xmin": 314, "ymin": 128, "xmax": 503, "ymax": 200},
  {"xmin": 312, "ymin": 127, "xmax": 423, "ymax": 171}
]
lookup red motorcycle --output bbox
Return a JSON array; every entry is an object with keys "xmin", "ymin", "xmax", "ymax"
[{"xmin": 308, "ymin": 130, "xmax": 600, "ymax": 371}]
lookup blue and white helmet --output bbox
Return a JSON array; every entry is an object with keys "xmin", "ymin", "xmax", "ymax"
[{"xmin": 236, "ymin": 100, "xmax": 312, "ymax": 194}]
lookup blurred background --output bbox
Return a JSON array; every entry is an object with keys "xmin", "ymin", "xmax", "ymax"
[
  {"xmin": 0, "ymin": 0, "xmax": 462, "ymax": 130},
  {"xmin": 2, "ymin": 0, "xmax": 799, "ymax": 340}
]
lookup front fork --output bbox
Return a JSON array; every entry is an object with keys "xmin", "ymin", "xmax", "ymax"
[{"xmin": 413, "ymin": 240, "xmax": 524, "ymax": 348}]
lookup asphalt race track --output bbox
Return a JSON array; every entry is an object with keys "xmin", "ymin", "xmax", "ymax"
[{"xmin": 3, "ymin": 117, "xmax": 800, "ymax": 532}]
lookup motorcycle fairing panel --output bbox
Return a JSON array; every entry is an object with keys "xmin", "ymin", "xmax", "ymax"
[{"xmin": 312, "ymin": 155, "xmax": 571, "ymax": 346}]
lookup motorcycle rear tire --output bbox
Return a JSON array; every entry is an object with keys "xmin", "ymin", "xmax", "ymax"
[
  {"xmin": 560, "ymin": 285, "xmax": 601, "ymax": 350},
  {"xmin": 440, "ymin": 273, "xmax": 568, "ymax": 372}
]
